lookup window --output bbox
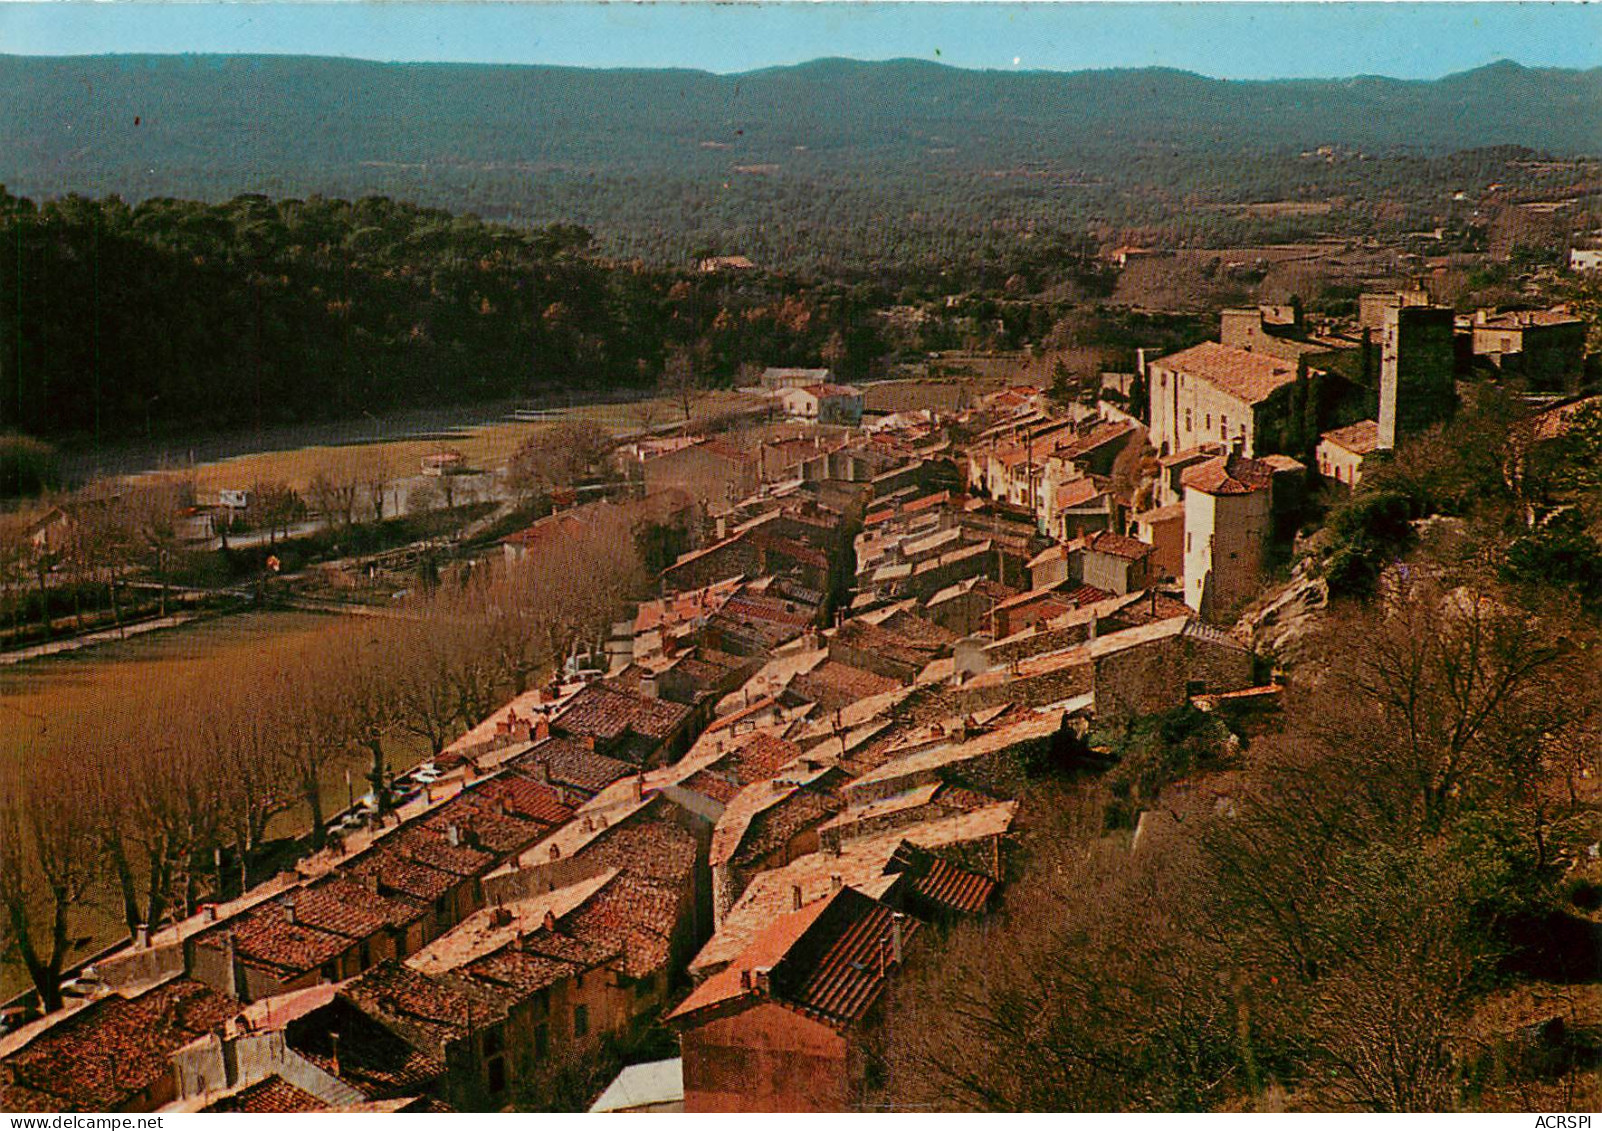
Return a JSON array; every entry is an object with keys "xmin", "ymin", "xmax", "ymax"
[
  {"xmin": 321, "ymin": 962, "xmax": 339, "ymax": 982},
  {"xmin": 574, "ymin": 1004, "xmax": 589, "ymax": 1038},
  {"xmin": 359, "ymin": 942, "xmax": 372, "ymax": 971},
  {"xmin": 534, "ymin": 1023, "xmax": 549, "ymax": 1059},
  {"xmin": 1205, "ymin": 413, "xmax": 1211, "ymax": 431},
  {"xmin": 483, "ymin": 1025, "xmax": 504, "ymax": 1057},
  {"xmin": 634, "ymin": 973, "xmax": 657, "ymax": 999},
  {"xmin": 1186, "ymin": 532, "xmax": 1193, "ymax": 552},
  {"xmin": 1185, "ymin": 409, "xmax": 1193, "ymax": 431},
  {"xmin": 1219, "ymin": 415, "xmax": 1228, "ymax": 438},
  {"xmin": 487, "ymin": 1057, "xmax": 507, "ymax": 1095}
]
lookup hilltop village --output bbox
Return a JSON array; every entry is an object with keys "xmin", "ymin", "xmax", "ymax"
[{"xmin": 0, "ymin": 287, "xmax": 1594, "ymax": 1114}]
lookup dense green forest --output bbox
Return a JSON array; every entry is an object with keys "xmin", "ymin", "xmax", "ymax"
[
  {"xmin": 3, "ymin": 55, "xmax": 1599, "ymax": 271},
  {"xmin": 0, "ymin": 189, "xmax": 914, "ymax": 441}
]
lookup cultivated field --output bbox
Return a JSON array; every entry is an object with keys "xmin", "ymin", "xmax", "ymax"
[{"xmin": 112, "ymin": 390, "xmax": 763, "ymax": 494}]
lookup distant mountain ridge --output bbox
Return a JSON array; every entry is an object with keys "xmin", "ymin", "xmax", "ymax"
[{"xmin": 1, "ymin": 54, "xmax": 1596, "ymax": 263}]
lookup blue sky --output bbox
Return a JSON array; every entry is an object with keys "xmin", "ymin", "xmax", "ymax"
[{"xmin": 0, "ymin": 3, "xmax": 1596, "ymax": 80}]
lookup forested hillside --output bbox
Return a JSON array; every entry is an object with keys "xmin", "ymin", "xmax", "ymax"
[
  {"xmin": 0, "ymin": 190, "xmax": 895, "ymax": 442},
  {"xmin": 3, "ymin": 55, "xmax": 1599, "ymax": 269}
]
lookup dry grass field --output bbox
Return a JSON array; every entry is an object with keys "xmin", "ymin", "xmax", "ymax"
[
  {"xmin": 0, "ymin": 609, "xmax": 341, "ymax": 760},
  {"xmin": 121, "ymin": 390, "xmax": 763, "ymax": 493}
]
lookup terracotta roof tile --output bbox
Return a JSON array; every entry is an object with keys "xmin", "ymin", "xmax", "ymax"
[
  {"xmin": 555, "ymin": 682, "xmax": 691, "ymax": 743},
  {"xmin": 1180, "ymin": 454, "xmax": 1275, "ymax": 496},
  {"xmin": 204, "ymin": 1076, "xmax": 331, "ymax": 1113},
  {"xmin": 1320, "ymin": 419, "xmax": 1382, "ymax": 455},
  {"xmin": 1082, "ymin": 531, "xmax": 1155, "ymax": 561},
  {"xmin": 194, "ymin": 901, "xmax": 353, "ymax": 974},
  {"xmin": 1156, "ymin": 341, "xmax": 1303, "ymax": 405},
  {"xmin": 3, "ymin": 979, "xmax": 238, "ymax": 1111},
  {"xmin": 288, "ymin": 997, "xmax": 443, "ymax": 1099},
  {"xmin": 509, "ymin": 738, "xmax": 636, "ymax": 795},
  {"xmin": 681, "ymin": 768, "xmax": 742, "ymax": 804},
  {"xmin": 790, "ymin": 661, "xmax": 901, "ymax": 710}
]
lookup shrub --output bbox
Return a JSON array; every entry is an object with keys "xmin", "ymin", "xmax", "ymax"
[{"xmin": 0, "ymin": 433, "xmax": 59, "ymax": 497}]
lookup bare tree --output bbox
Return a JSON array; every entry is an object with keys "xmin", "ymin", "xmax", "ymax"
[
  {"xmin": 307, "ymin": 467, "xmax": 361, "ymax": 530},
  {"xmin": 0, "ymin": 769, "xmax": 101, "ymax": 1013}
]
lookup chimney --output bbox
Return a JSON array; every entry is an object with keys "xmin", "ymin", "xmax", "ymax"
[
  {"xmin": 584, "ymin": 734, "xmax": 597, "ymax": 752},
  {"xmin": 203, "ymin": 904, "xmax": 218, "ymax": 923},
  {"xmin": 534, "ymin": 760, "xmax": 550, "ymax": 784},
  {"xmin": 135, "ymin": 924, "xmax": 149, "ymax": 949},
  {"xmin": 330, "ymin": 1032, "xmax": 341, "ymax": 1079},
  {"xmin": 583, "ymin": 815, "xmax": 595, "ymax": 833},
  {"xmin": 640, "ymin": 674, "xmax": 658, "ymax": 700},
  {"xmin": 549, "ymin": 844, "xmax": 562, "ymax": 862},
  {"xmin": 632, "ymin": 773, "xmax": 645, "ymax": 802},
  {"xmin": 740, "ymin": 968, "xmax": 753, "ymax": 991},
  {"xmin": 491, "ymin": 906, "xmax": 513, "ymax": 929},
  {"xmin": 1474, "ymin": 308, "xmax": 1488, "ymax": 326},
  {"xmin": 543, "ymin": 909, "xmax": 557, "ymax": 932},
  {"xmin": 534, "ymin": 717, "xmax": 551, "ymax": 742},
  {"xmin": 892, "ymin": 911, "xmax": 905, "ymax": 965},
  {"xmin": 284, "ymin": 893, "xmax": 297, "ymax": 925},
  {"xmin": 752, "ymin": 966, "xmax": 772, "ymax": 994},
  {"xmin": 830, "ymin": 874, "xmax": 843, "ymax": 891},
  {"xmin": 792, "ymin": 884, "xmax": 803, "ymax": 911},
  {"xmin": 446, "ymin": 823, "xmax": 461, "ymax": 847}
]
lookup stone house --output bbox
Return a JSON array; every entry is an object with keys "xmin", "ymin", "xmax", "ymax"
[
  {"xmin": 778, "ymin": 384, "xmax": 864, "ymax": 426},
  {"xmin": 1316, "ymin": 419, "xmax": 1382, "ymax": 489},
  {"xmin": 1148, "ymin": 342, "xmax": 1310, "ymax": 459},
  {"xmin": 1181, "ymin": 451, "xmax": 1283, "ymax": 623},
  {"xmin": 1468, "ymin": 307, "xmax": 1588, "ymax": 393},
  {"xmin": 643, "ymin": 440, "xmax": 760, "ymax": 514},
  {"xmin": 1131, "ymin": 502, "xmax": 1185, "ymax": 581}
]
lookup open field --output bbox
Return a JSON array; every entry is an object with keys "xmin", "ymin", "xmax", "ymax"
[
  {"xmin": 0, "ymin": 605, "xmax": 436, "ymax": 998},
  {"xmin": 109, "ymin": 390, "xmax": 764, "ymax": 494},
  {"xmin": 0, "ymin": 608, "xmax": 343, "ymax": 760}
]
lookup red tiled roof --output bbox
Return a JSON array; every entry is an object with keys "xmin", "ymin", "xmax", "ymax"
[
  {"xmin": 194, "ymin": 901, "xmax": 353, "ymax": 974},
  {"xmin": 695, "ymin": 438, "xmax": 757, "ymax": 464},
  {"xmin": 788, "ymin": 897, "xmax": 909, "ymax": 1024},
  {"xmin": 3, "ymin": 979, "xmax": 238, "ymax": 1111},
  {"xmin": 1320, "ymin": 419, "xmax": 1382, "ymax": 455},
  {"xmin": 1054, "ymin": 477, "xmax": 1109, "ymax": 510},
  {"xmin": 723, "ymin": 731, "xmax": 803, "ymax": 783},
  {"xmin": 1180, "ymin": 454, "xmax": 1274, "ymax": 496},
  {"xmin": 1056, "ymin": 421, "xmax": 1135, "ymax": 460},
  {"xmin": 907, "ymin": 855, "xmax": 995, "ymax": 914},
  {"xmin": 205, "ymin": 1076, "xmax": 331, "ymax": 1113},
  {"xmin": 462, "ymin": 947, "xmax": 579, "ymax": 998},
  {"xmin": 561, "ymin": 872, "xmax": 685, "ymax": 978},
  {"xmin": 341, "ymin": 960, "xmax": 508, "ymax": 1054},
  {"xmin": 791, "ymin": 660, "xmax": 901, "ymax": 710},
  {"xmin": 579, "ymin": 807, "xmax": 701, "ymax": 887},
  {"xmin": 1083, "ymin": 531, "xmax": 1154, "ymax": 561},
  {"xmin": 288, "ymin": 996, "xmax": 443, "ymax": 1099},
  {"xmin": 1064, "ymin": 584, "xmax": 1114, "ymax": 606},
  {"xmin": 509, "ymin": 738, "xmax": 635, "ymax": 795},
  {"xmin": 721, "ymin": 593, "xmax": 815, "ymax": 628},
  {"xmin": 671, "ymin": 887, "xmax": 920, "ymax": 1030},
  {"xmin": 342, "ymin": 850, "xmax": 460, "ymax": 905},
  {"xmin": 555, "ymin": 682, "xmax": 691, "ymax": 742},
  {"xmin": 681, "ymin": 768, "xmax": 742, "ymax": 804},
  {"xmin": 1156, "ymin": 341, "xmax": 1302, "ymax": 405}
]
